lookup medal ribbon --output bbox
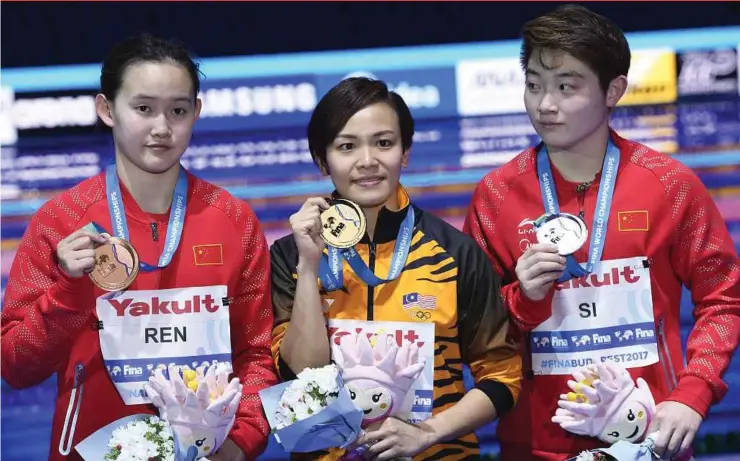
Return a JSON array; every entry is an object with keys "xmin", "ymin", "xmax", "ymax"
[
  {"xmin": 92, "ymin": 164, "xmax": 188, "ymax": 272},
  {"xmin": 319, "ymin": 206, "xmax": 415, "ymax": 292},
  {"xmin": 536, "ymin": 139, "xmax": 620, "ymax": 282}
]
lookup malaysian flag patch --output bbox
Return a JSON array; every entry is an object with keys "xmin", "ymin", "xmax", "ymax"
[{"xmin": 403, "ymin": 292, "xmax": 437, "ymax": 310}]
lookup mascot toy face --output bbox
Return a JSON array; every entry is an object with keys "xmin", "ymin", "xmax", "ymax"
[
  {"xmin": 346, "ymin": 380, "xmax": 394, "ymax": 425},
  {"xmin": 598, "ymin": 398, "xmax": 652, "ymax": 444},
  {"xmin": 333, "ymin": 332, "xmax": 426, "ymax": 428}
]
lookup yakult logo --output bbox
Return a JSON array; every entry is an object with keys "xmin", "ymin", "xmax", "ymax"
[
  {"xmin": 328, "ymin": 326, "xmax": 425, "ymax": 348},
  {"xmin": 557, "ymin": 264, "xmax": 641, "ymax": 290},
  {"xmin": 108, "ymin": 294, "xmax": 219, "ymax": 317}
]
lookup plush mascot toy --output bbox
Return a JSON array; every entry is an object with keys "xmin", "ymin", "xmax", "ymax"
[
  {"xmin": 144, "ymin": 363, "xmax": 242, "ymax": 459},
  {"xmin": 333, "ymin": 332, "xmax": 426, "ymax": 428},
  {"xmin": 552, "ymin": 361, "xmax": 657, "ymax": 444}
]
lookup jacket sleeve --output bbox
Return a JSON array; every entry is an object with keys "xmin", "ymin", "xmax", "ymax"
[
  {"xmin": 463, "ymin": 180, "xmax": 554, "ymax": 333},
  {"xmin": 225, "ymin": 205, "xmax": 280, "ymax": 458},
  {"xmin": 268, "ymin": 239, "xmax": 300, "ymax": 382},
  {"xmin": 1, "ymin": 205, "xmax": 96, "ymax": 389},
  {"xmin": 458, "ymin": 239, "xmax": 523, "ymax": 418},
  {"xmin": 662, "ymin": 168, "xmax": 740, "ymax": 418}
]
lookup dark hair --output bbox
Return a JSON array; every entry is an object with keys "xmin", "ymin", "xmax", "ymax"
[
  {"xmin": 307, "ymin": 77, "xmax": 415, "ymax": 169},
  {"xmin": 520, "ymin": 4, "xmax": 631, "ymax": 93},
  {"xmin": 100, "ymin": 33, "xmax": 202, "ymax": 101}
]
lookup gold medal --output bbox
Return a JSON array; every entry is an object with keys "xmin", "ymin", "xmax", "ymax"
[
  {"xmin": 320, "ymin": 199, "xmax": 366, "ymax": 249},
  {"xmin": 89, "ymin": 237, "xmax": 140, "ymax": 292}
]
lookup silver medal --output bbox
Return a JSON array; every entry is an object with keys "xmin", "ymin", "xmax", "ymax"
[{"xmin": 535, "ymin": 213, "xmax": 588, "ymax": 256}]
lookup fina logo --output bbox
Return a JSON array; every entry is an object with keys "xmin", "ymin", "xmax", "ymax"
[{"xmin": 342, "ymin": 71, "xmax": 441, "ymax": 109}]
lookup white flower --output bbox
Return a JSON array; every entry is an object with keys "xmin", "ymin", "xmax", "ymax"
[
  {"xmin": 160, "ymin": 423, "xmax": 173, "ymax": 439},
  {"xmin": 274, "ymin": 364, "xmax": 341, "ymax": 430},
  {"xmin": 297, "ymin": 364, "xmax": 340, "ymax": 396},
  {"xmin": 104, "ymin": 416, "xmax": 174, "ymax": 460},
  {"xmin": 576, "ymin": 451, "xmax": 596, "ymax": 461}
]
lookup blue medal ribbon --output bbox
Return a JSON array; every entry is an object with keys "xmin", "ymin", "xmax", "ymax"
[
  {"xmin": 536, "ymin": 139, "xmax": 620, "ymax": 282},
  {"xmin": 319, "ymin": 206, "xmax": 415, "ymax": 292},
  {"xmin": 92, "ymin": 164, "xmax": 188, "ymax": 272}
]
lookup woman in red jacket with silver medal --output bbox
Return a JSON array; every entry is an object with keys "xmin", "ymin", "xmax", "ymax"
[{"xmin": 464, "ymin": 5, "xmax": 740, "ymax": 461}]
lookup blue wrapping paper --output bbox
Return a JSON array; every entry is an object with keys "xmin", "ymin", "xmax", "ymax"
[
  {"xmin": 259, "ymin": 378, "xmax": 364, "ymax": 453},
  {"xmin": 566, "ymin": 436, "xmax": 659, "ymax": 461}
]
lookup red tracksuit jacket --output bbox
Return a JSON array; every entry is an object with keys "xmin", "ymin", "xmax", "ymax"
[
  {"xmin": 464, "ymin": 131, "xmax": 740, "ymax": 460},
  {"xmin": 1, "ymin": 170, "xmax": 279, "ymax": 460}
]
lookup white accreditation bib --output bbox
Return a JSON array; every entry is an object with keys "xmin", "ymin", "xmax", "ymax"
[
  {"xmin": 96, "ymin": 285, "xmax": 232, "ymax": 405},
  {"xmin": 531, "ymin": 257, "xmax": 659, "ymax": 376}
]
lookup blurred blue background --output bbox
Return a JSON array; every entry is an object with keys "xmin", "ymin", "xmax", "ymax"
[{"xmin": 2, "ymin": 2, "xmax": 740, "ymax": 460}]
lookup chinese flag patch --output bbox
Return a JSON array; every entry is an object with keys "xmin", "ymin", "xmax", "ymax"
[
  {"xmin": 617, "ymin": 211, "xmax": 649, "ymax": 232},
  {"xmin": 193, "ymin": 244, "xmax": 224, "ymax": 266}
]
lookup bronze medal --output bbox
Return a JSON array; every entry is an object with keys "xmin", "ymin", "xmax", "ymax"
[
  {"xmin": 320, "ymin": 199, "xmax": 366, "ymax": 249},
  {"xmin": 88, "ymin": 237, "xmax": 140, "ymax": 292}
]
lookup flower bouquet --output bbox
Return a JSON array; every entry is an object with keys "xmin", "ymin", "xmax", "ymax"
[
  {"xmin": 568, "ymin": 432, "xmax": 661, "ymax": 461},
  {"xmin": 103, "ymin": 416, "xmax": 175, "ymax": 461},
  {"xmin": 77, "ymin": 414, "xmax": 183, "ymax": 461},
  {"xmin": 76, "ymin": 363, "xmax": 242, "ymax": 461},
  {"xmin": 259, "ymin": 363, "xmax": 364, "ymax": 452}
]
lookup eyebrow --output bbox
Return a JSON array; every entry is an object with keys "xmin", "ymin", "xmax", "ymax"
[
  {"xmin": 336, "ymin": 130, "xmax": 396, "ymax": 139},
  {"xmin": 131, "ymin": 94, "xmax": 193, "ymax": 103},
  {"xmin": 526, "ymin": 69, "xmax": 585, "ymax": 79}
]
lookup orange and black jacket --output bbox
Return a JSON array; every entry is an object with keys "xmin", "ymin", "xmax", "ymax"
[{"xmin": 269, "ymin": 187, "xmax": 522, "ymax": 460}]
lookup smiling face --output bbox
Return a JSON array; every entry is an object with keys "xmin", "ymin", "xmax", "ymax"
[
  {"xmin": 321, "ymin": 102, "xmax": 408, "ymax": 210},
  {"xmin": 346, "ymin": 381, "xmax": 394, "ymax": 426},
  {"xmin": 598, "ymin": 400, "xmax": 651, "ymax": 444}
]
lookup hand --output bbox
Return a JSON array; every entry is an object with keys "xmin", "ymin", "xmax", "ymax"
[
  {"xmin": 515, "ymin": 244, "xmax": 565, "ymax": 301},
  {"xmin": 648, "ymin": 401, "xmax": 703, "ymax": 459},
  {"xmin": 56, "ymin": 229, "xmax": 109, "ymax": 278},
  {"xmin": 290, "ymin": 197, "xmax": 330, "ymax": 268},
  {"xmin": 354, "ymin": 417, "xmax": 436, "ymax": 460}
]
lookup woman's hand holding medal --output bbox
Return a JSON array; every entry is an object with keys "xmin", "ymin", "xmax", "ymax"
[
  {"xmin": 517, "ymin": 212, "xmax": 590, "ymax": 300},
  {"xmin": 56, "ymin": 228, "xmax": 110, "ymax": 279},
  {"xmin": 515, "ymin": 243, "xmax": 567, "ymax": 301},
  {"xmin": 290, "ymin": 198, "xmax": 331, "ymax": 269},
  {"xmin": 57, "ymin": 222, "xmax": 141, "ymax": 291}
]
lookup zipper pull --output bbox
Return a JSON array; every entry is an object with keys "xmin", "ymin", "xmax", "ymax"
[
  {"xmin": 578, "ymin": 210, "xmax": 585, "ymax": 219},
  {"xmin": 150, "ymin": 222, "xmax": 159, "ymax": 241},
  {"xmin": 73, "ymin": 362, "xmax": 85, "ymax": 388}
]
